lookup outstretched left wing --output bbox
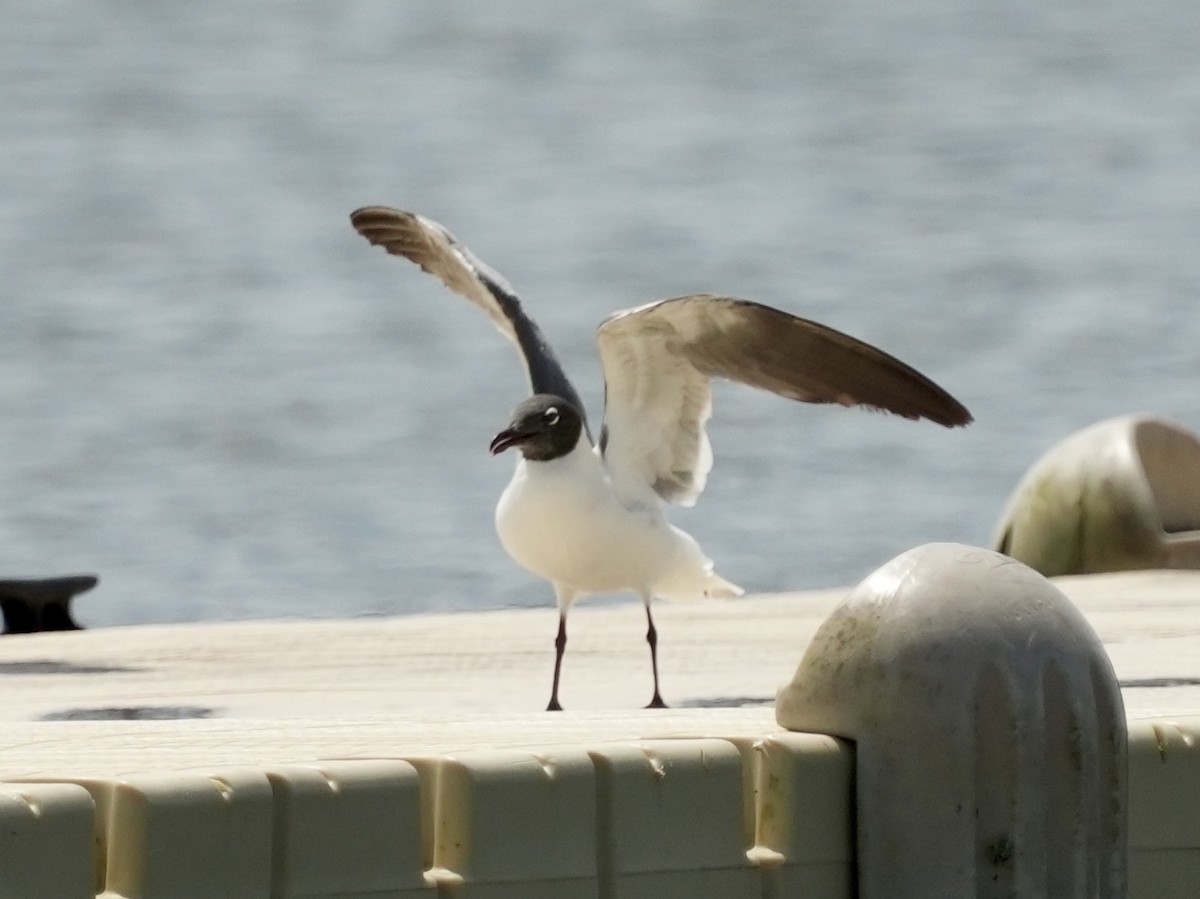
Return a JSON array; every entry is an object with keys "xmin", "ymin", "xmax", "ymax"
[
  {"xmin": 350, "ymin": 207, "xmax": 588, "ymax": 421},
  {"xmin": 596, "ymin": 294, "xmax": 971, "ymax": 506}
]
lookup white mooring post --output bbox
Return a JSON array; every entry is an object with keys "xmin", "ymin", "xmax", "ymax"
[
  {"xmin": 776, "ymin": 542, "xmax": 1127, "ymax": 898},
  {"xmin": 993, "ymin": 414, "xmax": 1200, "ymax": 577}
]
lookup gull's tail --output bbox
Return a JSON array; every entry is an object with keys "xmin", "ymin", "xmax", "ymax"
[
  {"xmin": 703, "ymin": 572, "xmax": 744, "ymax": 599},
  {"xmin": 651, "ymin": 525, "xmax": 745, "ymax": 601},
  {"xmin": 654, "ymin": 568, "xmax": 743, "ymax": 601}
]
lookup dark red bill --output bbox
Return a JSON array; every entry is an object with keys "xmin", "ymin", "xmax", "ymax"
[{"xmin": 489, "ymin": 428, "xmax": 524, "ymax": 455}]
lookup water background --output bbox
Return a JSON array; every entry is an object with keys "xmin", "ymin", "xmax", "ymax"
[{"xmin": 3, "ymin": 1, "xmax": 1199, "ymax": 626}]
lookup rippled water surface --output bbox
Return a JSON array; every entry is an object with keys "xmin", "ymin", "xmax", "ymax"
[{"xmin": 2, "ymin": 1, "xmax": 1199, "ymax": 625}]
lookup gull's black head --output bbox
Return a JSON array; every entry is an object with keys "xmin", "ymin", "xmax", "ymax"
[{"xmin": 489, "ymin": 394, "xmax": 584, "ymax": 462}]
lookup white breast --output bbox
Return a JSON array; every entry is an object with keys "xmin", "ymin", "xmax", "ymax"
[{"xmin": 494, "ymin": 439, "xmax": 685, "ymax": 596}]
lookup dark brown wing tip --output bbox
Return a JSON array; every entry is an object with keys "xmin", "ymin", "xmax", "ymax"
[
  {"xmin": 728, "ymin": 295, "xmax": 975, "ymax": 430},
  {"xmin": 880, "ymin": 395, "xmax": 972, "ymax": 428},
  {"xmin": 349, "ymin": 205, "xmax": 404, "ymax": 225},
  {"xmin": 348, "ymin": 206, "xmax": 414, "ymax": 249},
  {"xmin": 864, "ymin": 401, "xmax": 971, "ymax": 429},
  {"xmin": 931, "ymin": 400, "xmax": 974, "ymax": 429}
]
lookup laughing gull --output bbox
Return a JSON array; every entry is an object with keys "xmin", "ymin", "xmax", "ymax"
[{"xmin": 350, "ymin": 206, "xmax": 972, "ymax": 710}]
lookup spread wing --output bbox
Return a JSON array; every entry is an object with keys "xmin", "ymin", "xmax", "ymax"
[
  {"xmin": 349, "ymin": 206, "xmax": 587, "ymax": 419},
  {"xmin": 596, "ymin": 294, "xmax": 972, "ymax": 506}
]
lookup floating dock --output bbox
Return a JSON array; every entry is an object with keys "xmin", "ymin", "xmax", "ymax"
[{"xmin": 1, "ymin": 570, "xmax": 1197, "ymax": 896}]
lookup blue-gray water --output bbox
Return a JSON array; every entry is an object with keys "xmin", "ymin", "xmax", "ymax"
[{"xmin": 3, "ymin": 2, "xmax": 1198, "ymax": 626}]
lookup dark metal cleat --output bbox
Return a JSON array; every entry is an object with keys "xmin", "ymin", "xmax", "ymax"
[{"xmin": 0, "ymin": 575, "xmax": 98, "ymax": 635}]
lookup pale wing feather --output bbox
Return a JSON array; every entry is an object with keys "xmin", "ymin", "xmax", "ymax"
[
  {"xmin": 598, "ymin": 325, "xmax": 714, "ymax": 506},
  {"xmin": 597, "ymin": 294, "xmax": 972, "ymax": 507}
]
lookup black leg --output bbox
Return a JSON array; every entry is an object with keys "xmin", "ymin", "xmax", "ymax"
[
  {"xmin": 547, "ymin": 612, "xmax": 567, "ymax": 711},
  {"xmin": 644, "ymin": 602, "xmax": 668, "ymax": 709}
]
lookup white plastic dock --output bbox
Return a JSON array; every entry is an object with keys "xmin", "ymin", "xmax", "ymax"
[{"xmin": 1, "ymin": 570, "xmax": 1198, "ymax": 897}]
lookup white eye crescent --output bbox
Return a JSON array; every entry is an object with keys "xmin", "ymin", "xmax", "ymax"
[{"xmin": 544, "ymin": 407, "xmax": 560, "ymax": 426}]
